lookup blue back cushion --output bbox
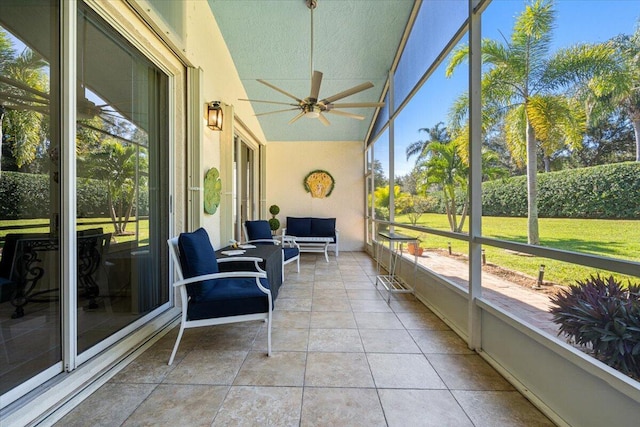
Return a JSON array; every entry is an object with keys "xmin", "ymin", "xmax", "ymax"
[
  {"xmin": 286, "ymin": 217, "xmax": 311, "ymax": 236},
  {"xmin": 245, "ymin": 220, "xmax": 273, "ymax": 240},
  {"xmin": 178, "ymin": 228, "xmax": 218, "ymax": 300},
  {"xmin": 311, "ymin": 218, "xmax": 335, "ymax": 238}
]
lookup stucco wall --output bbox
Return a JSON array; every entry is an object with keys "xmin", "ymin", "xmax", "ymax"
[
  {"xmin": 183, "ymin": 1, "xmax": 267, "ymax": 248},
  {"xmin": 266, "ymin": 141, "xmax": 365, "ymax": 252}
]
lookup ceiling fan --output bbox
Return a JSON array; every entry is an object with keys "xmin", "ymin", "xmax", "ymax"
[{"xmin": 239, "ymin": 0, "xmax": 384, "ymax": 126}]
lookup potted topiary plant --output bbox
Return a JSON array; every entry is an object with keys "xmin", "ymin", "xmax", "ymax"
[{"xmin": 268, "ymin": 204, "xmax": 280, "ymax": 233}]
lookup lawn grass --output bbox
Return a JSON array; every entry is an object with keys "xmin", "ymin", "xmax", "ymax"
[
  {"xmin": 394, "ymin": 213, "xmax": 640, "ymax": 287},
  {"xmin": 0, "ymin": 218, "xmax": 149, "ymax": 246}
]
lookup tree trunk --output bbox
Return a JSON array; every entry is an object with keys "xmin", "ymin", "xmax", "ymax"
[
  {"xmin": 526, "ymin": 120, "xmax": 540, "ymax": 245},
  {"xmin": 543, "ymin": 155, "xmax": 551, "ymax": 172},
  {"xmin": 633, "ymin": 117, "xmax": 640, "ymax": 162}
]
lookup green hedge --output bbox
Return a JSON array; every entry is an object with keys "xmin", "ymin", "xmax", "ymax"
[
  {"xmin": 0, "ymin": 172, "xmax": 148, "ymax": 219},
  {"xmin": 482, "ymin": 162, "xmax": 640, "ymax": 219}
]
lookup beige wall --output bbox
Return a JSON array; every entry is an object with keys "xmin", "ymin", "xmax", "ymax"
[
  {"xmin": 181, "ymin": 1, "xmax": 267, "ymax": 248},
  {"xmin": 266, "ymin": 141, "xmax": 365, "ymax": 251}
]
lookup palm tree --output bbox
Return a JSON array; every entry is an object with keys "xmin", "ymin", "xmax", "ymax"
[
  {"xmin": 405, "ymin": 121, "xmax": 450, "ymax": 163},
  {"xmin": 446, "ymin": 0, "xmax": 614, "ymax": 245},
  {"xmin": 583, "ymin": 22, "xmax": 640, "ymax": 162},
  {"xmin": 417, "ymin": 138, "xmax": 505, "ymax": 233}
]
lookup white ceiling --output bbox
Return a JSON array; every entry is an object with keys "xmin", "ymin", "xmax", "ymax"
[{"xmin": 207, "ymin": 0, "xmax": 415, "ymax": 142}]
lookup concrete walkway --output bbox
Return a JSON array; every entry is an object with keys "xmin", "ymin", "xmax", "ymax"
[{"xmin": 410, "ymin": 250, "xmax": 559, "ymax": 337}]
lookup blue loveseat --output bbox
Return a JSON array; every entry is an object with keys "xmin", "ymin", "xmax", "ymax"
[{"xmin": 282, "ymin": 217, "xmax": 338, "ymax": 262}]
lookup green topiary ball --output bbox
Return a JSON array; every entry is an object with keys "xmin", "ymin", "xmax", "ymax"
[
  {"xmin": 269, "ymin": 204, "xmax": 280, "ymax": 215},
  {"xmin": 268, "ymin": 217, "xmax": 280, "ymax": 231}
]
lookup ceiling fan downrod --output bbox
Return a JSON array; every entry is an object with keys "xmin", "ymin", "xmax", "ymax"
[{"xmin": 307, "ymin": 0, "xmax": 317, "ymax": 81}]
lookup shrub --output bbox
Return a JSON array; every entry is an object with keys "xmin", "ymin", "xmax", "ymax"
[
  {"xmin": 550, "ymin": 275, "xmax": 640, "ymax": 378},
  {"xmin": 482, "ymin": 162, "xmax": 640, "ymax": 219}
]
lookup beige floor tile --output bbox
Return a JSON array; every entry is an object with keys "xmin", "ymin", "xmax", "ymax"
[
  {"xmin": 308, "ymin": 328, "xmax": 364, "ymax": 352},
  {"xmin": 359, "ymin": 328, "xmax": 421, "ymax": 353},
  {"xmin": 389, "ymin": 297, "xmax": 430, "ymax": 313},
  {"xmin": 347, "ymin": 289, "xmax": 386, "ymax": 300},
  {"xmin": 344, "ymin": 280, "xmax": 377, "ymax": 289},
  {"xmin": 311, "ymin": 296, "xmax": 352, "ymax": 312},
  {"xmin": 271, "ymin": 310, "xmax": 311, "ymax": 329},
  {"xmin": 378, "ymin": 389, "xmax": 473, "ymax": 427},
  {"xmin": 163, "ymin": 350, "xmax": 247, "ymax": 385},
  {"xmin": 313, "ymin": 280, "xmax": 345, "ymax": 289},
  {"xmin": 213, "ymin": 386, "xmax": 302, "ymax": 427},
  {"xmin": 275, "ymin": 297, "xmax": 312, "ymax": 311},
  {"xmin": 309, "ymin": 311, "xmax": 357, "ymax": 329},
  {"xmin": 278, "ymin": 286, "xmax": 313, "ymax": 299},
  {"xmin": 452, "ymin": 390, "xmax": 554, "ymax": 426},
  {"xmin": 367, "ymin": 353, "xmax": 445, "ymax": 389},
  {"xmin": 55, "ymin": 383, "xmax": 156, "ymax": 427},
  {"xmin": 305, "ymin": 352, "xmax": 374, "ymax": 387},
  {"xmin": 350, "ymin": 299, "xmax": 394, "ymax": 313},
  {"xmin": 409, "ymin": 329, "xmax": 475, "ymax": 354},
  {"xmin": 313, "ymin": 288, "xmax": 348, "ymax": 299},
  {"xmin": 234, "ymin": 351, "xmax": 306, "ymax": 386},
  {"xmin": 354, "ymin": 312, "xmax": 404, "ymax": 329},
  {"xmin": 111, "ymin": 348, "xmax": 177, "ymax": 383},
  {"xmin": 301, "ymin": 388, "xmax": 386, "ymax": 427},
  {"xmin": 253, "ymin": 326, "xmax": 309, "ymax": 351},
  {"xmin": 396, "ymin": 310, "xmax": 451, "ymax": 330},
  {"xmin": 427, "ymin": 354, "xmax": 516, "ymax": 391},
  {"xmin": 122, "ymin": 384, "xmax": 228, "ymax": 427}
]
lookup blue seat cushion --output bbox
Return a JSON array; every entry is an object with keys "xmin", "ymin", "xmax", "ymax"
[
  {"xmin": 178, "ymin": 228, "xmax": 218, "ymax": 300},
  {"xmin": 311, "ymin": 218, "xmax": 336, "ymax": 239},
  {"xmin": 287, "ymin": 217, "xmax": 311, "ymax": 237},
  {"xmin": 187, "ymin": 277, "xmax": 271, "ymax": 320},
  {"xmin": 245, "ymin": 220, "xmax": 273, "ymax": 240},
  {"xmin": 283, "ymin": 247, "xmax": 299, "ymax": 261}
]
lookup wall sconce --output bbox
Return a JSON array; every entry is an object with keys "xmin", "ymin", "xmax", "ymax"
[{"xmin": 207, "ymin": 101, "xmax": 223, "ymax": 131}]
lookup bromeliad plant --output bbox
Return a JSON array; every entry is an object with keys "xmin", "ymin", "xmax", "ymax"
[{"xmin": 549, "ymin": 275, "xmax": 640, "ymax": 379}]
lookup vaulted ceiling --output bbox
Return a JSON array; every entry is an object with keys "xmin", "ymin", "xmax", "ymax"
[{"xmin": 207, "ymin": 0, "xmax": 415, "ymax": 142}]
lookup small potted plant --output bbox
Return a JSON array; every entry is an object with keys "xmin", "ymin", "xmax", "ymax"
[
  {"xmin": 407, "ymin": 235, "xmax": 424, "ymax": 256},
  {"xmin": 268, "ymin": 204, "xmax": 280, "ymax": 233}
]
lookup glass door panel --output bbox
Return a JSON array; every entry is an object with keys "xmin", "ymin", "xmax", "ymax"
[
  {"xmin": 75, "ymin": 5, "xmax": 169, "ymax": 354},
  {"xmin": 0, "ymin": 0, "xmax": 61, "ymax": 396}
]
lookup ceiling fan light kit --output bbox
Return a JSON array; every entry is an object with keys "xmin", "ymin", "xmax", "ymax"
[{"xmin": 240, "ymin": 0, "xmax": 384, "ymax": 126}]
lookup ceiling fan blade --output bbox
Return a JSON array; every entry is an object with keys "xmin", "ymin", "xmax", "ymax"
[
  {"xmin": 318, "ymin": 112, "xmax": 330, "ymax": 126},
  {"xmin": 239, "ymin": 98, "xmax": 298, "ymax": 107},
  {"xmin": 288, "ymin": 111, "xmax": 305, "ymax": 124},
  {"xmin": 257, "ymin": 79, "xmax": 303, "ymax": 103},
  {"xmin": 321, "ymin": 81, "xmax": 374, "ymax": 104},
  {"xmin": 255, "ymin": 107, "xmax": 300, "ymax": 117},
  {"xmin": 325, "ymin": 109, "xmax": 365, "ymax": 120},
  {"xmin": 309, "ymin": 70, "xmax": 323, "ymax": 101},
  {"xmin": 329, "ymin": 102, "xmax": 385, "ymax": 109}
]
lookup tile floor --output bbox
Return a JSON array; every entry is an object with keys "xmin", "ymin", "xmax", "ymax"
[{"xmin": 55, "ymin": 252, "xmax": 555, "ymax": 426}]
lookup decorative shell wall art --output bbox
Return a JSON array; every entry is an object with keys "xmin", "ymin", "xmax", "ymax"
[
  {"xmin": 204, "ymin": 167, "xmax": 222, "ymax": 214},
  {"xmin": 303, "ymin": 169, "xmax": 335, "ymax": 198}
]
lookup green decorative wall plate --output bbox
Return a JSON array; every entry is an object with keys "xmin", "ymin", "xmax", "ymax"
[{"xmin": 204, "ymin": 167, "xmax": 222, "ymax": 214}]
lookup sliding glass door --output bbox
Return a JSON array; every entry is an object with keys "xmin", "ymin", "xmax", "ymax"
[
  {"xmin": 75, "ymin": 4, "xmax": 169, "ymax": 355},
  {"xmin": 0, "ymin": 0, "xmax": 171, "ymax": 404},
  {"xmin": 0, "ymin": 0, "xmax": 62, "ymax": 397}
]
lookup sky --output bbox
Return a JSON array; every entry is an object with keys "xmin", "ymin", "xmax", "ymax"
[{"xmin": 384, "ymin": 0, "xmax": 640, "ymax": 177}]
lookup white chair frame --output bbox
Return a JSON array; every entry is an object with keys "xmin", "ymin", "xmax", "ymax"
[
  {"xmin": 242, "ymin": 223, "xmax": 300, "ymax": 280},
  {"xmin": 167, "ymin": 237, "xmax": 272, "ymax": 365}
]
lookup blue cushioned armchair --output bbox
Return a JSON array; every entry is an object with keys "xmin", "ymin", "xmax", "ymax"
[
  {"xmin": 244, "ymin": 220, "xmax": 300, "ymax": 279},
  {"xmin": 167, "ymin": 228, "xmax": 272, "ymax": 365}
]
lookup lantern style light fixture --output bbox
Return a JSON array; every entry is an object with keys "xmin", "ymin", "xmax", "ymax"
[{"xmin": 207, "ymin": 101, "xmax": 223, "ymax": 130}]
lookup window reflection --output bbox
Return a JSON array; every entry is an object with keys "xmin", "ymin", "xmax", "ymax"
[
  {"xmin": 75, "ymin": 5, "xmax": 169, "ymax": 353},
  {"xmin": 0, "ymin": 0, "xmax": 61, "ymax": 396}
]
